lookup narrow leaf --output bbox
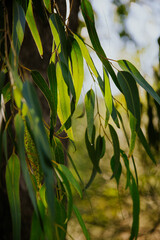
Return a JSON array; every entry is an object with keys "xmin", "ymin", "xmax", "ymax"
[
  {"xmin": 129, "ymin": 113, "xmax": 137, "ymax": 156},
  {"xmin": 58, "ymin": 164, "xmax": 83, "ymax": 198},
  {"xmin": 14, "ymin": 114, "xmax": 41, "ymax": 220},
  {"xmin": 5, "ymin": 154, "xmax": 21, "ymax": 240},
  {"xmin": 117, "ymin": 71, "xmax": 141, "ymax": 128},
  {"xmin": 137, "ymin": 128, "xmax": 156, "ymax": 164},
  {"xmin": 110, "ymin": 156, "xmax": 122, "ymax": 187},
  {"xmin": 85, "ymin": 89, "xmax": 95, "ymax": 142},
  {"xmin": 71, "ymin": 40, "xmax": 84, "ymax": 106},
  {"xmin": 129, "ymin": 176, "xmax": 140, "ymax": 240},
  {"xmin": 26, "ymin": 0, "xmax": 43, "ymax": 57},
  {"xmin": 118, "ymin": 59, "xmax": 160, "ymax": 105},
  {"xmin": 81, "ymin": 0, "xmax": 121, "ymax": 91},
  {"xmin": 109, "ymin": 124, "xmax": 120, "ymax": 178},
  {"xmin": 73, "ymin": 205, "xmax": 90, "ymax": 240},
  {"xmin": 43, "ymin": 0, "xmax": 51, "ymax": 13},
  {"xmin": 55, "ymin": 168, "xmax": 73, "ymax": 221},
  {"xmin": 104, "ymin": 67, "xmax": 112, "ymax": 114}
]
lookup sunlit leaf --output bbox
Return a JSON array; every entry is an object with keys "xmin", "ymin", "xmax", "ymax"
[
  {"xmin": 73, "ymin": 205, "xmax": 90, "ymax": 240},
  {"xmin": 104, "ymin": 67, "xmax": 112, "ymax": 114},
  {"xmin": 2, "ymin": 82, "xmax": 11, "ymax": 104},
  {"xmin": 118, "ymin": 59, "xmax": 160, "ymax": 105},
  {"xmin": 5, "ymin": 153, "xmax": 21, "ymax": 240},
  {"xmin": 85, "ymin": 89, "xmax": 95, "ymax": 142},
  {"xmin": 43, "ymin": 0, "xmax": 51, "ymax": 13},
  {"xmin": 26, "ymin": 0, "xmax": 43, "ymax": 57},
  {"xmin": 129, "ymin": 113, "xmax": 137, "ymax": 156},
  {"xmin": 71, "ymin": 40, "xmax": 84, "ymax": 106},
  {"xmin": 117, "ymin": 71, "xmax": 141, "ymax": 128}
]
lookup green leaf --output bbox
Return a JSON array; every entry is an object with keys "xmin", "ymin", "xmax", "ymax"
[
  {"xmin": 23, "ymin": 81, "xmax": 55, "ymax": 222},
  {"xmin": 104, "ymin": 67, "xmax": 112, "ymax": 114},
  {"xmin": 96, "ymin": 135, "xmax": 105, "ymax": 160},
  {"xmin": 118, "ymin": 59, "xmax": 160, "ymax": 105},
  {"xmin": 74, "ymin": 34, "xmax": 98, "ymax": 77},
  {"xmin": 85, "ymin": 128, "xmax": 101, "ymax": 173},
  {"xmin": 31, "ymin": 70, "xmax": 56, "ymax": 122},
  {"xmin": 85, "ymin": 89, "xmax": 95, "ymax": 142},
  {"xmin": 55, "ymin": 168, "xmax": 73, "ymax": 222},
  {"xmin": 73, "ymin": 205, "xmax": 90, "ymax": 240},
  {"xmin": 43, "ymin": 0, "xmax": 51, "ymax": 13},
  {"xmin": 11, "ymin": 1, "xmax": 26, "ymax": 67},
  {"xmin": 109, "ymin": 124, "xmax": 120, "ymax": 178},
  {"xmin": 30, "ymin": 211, "xmax": 44, "ymax": 240},
  {"xmin": 26, "ymin": 0, "xmax": 43, "ymax": 57},
  {"xmin": 129, "ymin": 113, "xmax": 137, "ymax": 156},
  {"xmin": 117, "ymin": 71, "xmax": 141, "ymax": 128},
  {"xmin": 74, "ymin": 34, "xmax": 104, "ymax": 93},
  {"xmin": 58, "ymin": 164, "xmax": 83, "ymax": 198},
  {"xmin": 48, "ymin": 62, "xmax": 57, "ymax": 125},
  {"xmin": 2, "ymin": 82, "xmax": 11, "ymax": 104},
  {"xmin": 49, "ymin": 13, "xmax": 67, "ymax": 64},
  {"xmin": 110, "ymin": 156, "xmax": 122, "ymax": 187},
  {"xmin": 71, "ymin": 39, "xmax": 84, "ymax": 106},
  {"xmin": 5, "ymin": 153, "xmax": 21, "ymax": 240},
  {"xmin": 111, "ymin": 100, "xmax": 120, "ymax": 128},
  {"xmin": 120, "ymin": 150, "xmax": 130, "ymax": 189},
  {"xmin": 129, "ymin": 176, "xmax": 140, "ymax": 240},
  {"xmin": 81, "ymin": 0, "xmax": 121, "ymax": 92},
  {"xmin": 84, "ymin": 167, "xmax": 97, "ymax": 190},
  {"xmin": 14, "ymin": 114, "xmax": 41, "ymax": 219},
  {"xmin": 53, "ymin": 137, "xmax": 65, "ymax": 164},
  {"xmin": 137, "ymin": 128, "xmax": 156, "ymax": 164}
]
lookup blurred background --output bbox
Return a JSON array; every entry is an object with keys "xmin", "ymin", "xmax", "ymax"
[{"xmin": 67, "ymin": 0, "xmax": 160, "ymax": 239}]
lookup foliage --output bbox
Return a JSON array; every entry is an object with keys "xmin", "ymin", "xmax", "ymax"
[{"xmin": 0, "ymin": 0, "xmax": 160, "ymax": 239}]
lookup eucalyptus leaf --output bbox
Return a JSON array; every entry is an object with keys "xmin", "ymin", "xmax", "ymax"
[
  {"xmin": 5, "ymin": 154, "xmax": 21, "ymax": 240},
  {"xmin": 85, "ymin": 89, "xmax": 95, "ymax": 142}
]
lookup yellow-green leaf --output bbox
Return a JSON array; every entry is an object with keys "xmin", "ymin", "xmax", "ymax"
[{"xmin": 26, "ymin": 0, "xmax": 43, "ymax": 57}]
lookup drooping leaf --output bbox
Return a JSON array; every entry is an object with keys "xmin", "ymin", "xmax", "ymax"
[
  {"xmin": 70, "ymin": 39, "xmax": 84, "ymax": 106},
  {"xmin": 73, "ymin": 205, "xmax": 90, "ymax": 240},
  {"xmin": 31, "ymin": 70, "xmax": 57, "ymax": 123},
  {"xmin": 117, "ymin": 71, "xmax": 141, "ymax": 128},
  {"xmin": 58, "ymin": 164, "xmax": 82, "ymax": 198},
  {"xmin": 129, "ymin": 176, "xmax": 140, "ymax": 240},
  {"xmin": 23, "ymin": 81, "xmax": 55, "ymax": 223},
  {"xmin": 95, "ymin": 135, "xmax": 105, "ymax": 160},
  {"xmin": 5, "ymin": 153, "xmax": 21, "ymax": 240},
  {"xmin": 110, "ymin": 155, "xmax": 122, "ymax": 187},
  {"xmin": 49, "ymin": 13, "xmax": 67, "ymax": 64},
  {"xmin": 111, "ymin": 101, "xmax": 120, "ymax": 128},
  {"xmin": 53, "ymin": 137, "xmax": 65, "ymax": 164},
  {"xmin": 137, "ymin": 128, "xmax": 156, "ymax": 164},
  {"xmin": 81, "ymin": 0, "xmax": 121, "ymax": 92},
  {"xmin": 74, "ymin": 34, "xmax": 105, "ymax": 93},
  {"xmin": 118, "ymin": 59, "xmax": 160, "ymax": 105},
  {"xmin": 85, "ymin": 128, "xmax": 101, "ymax": 173},
  {"xmin": 104, "ymin": 67, "xmax": 112, "ymax": 114},
  {"xmin": 11, "ymin": 1, "xmax": 25, "ymax": 67},
  {"xmin": 43, "ymin": 0, "xmax": 51, "ymax": 13},
  {"xmin": 129, "ymin": 113, "xmax": 137, "ymax": 156},
  {"xmin": 109, "ymin": 124, "xmax": 120, "ymax": 178},
  {"xmin": 55, "ymin": 168, "xmax": 73, "ymax": 222},
  {"xmin": 85, "ymin": 89, "xmax": 95, "ymax": 142},
  {"xmin": 84, "ymin": 167, "xmax": 97, "ymax": 190},
  {"xmin": 47, "ymin": 62, "xmax": 57, "ymax": 125},
  {"xmin": 55, "ymin": 198, "xmax": 67, "ymax": 240},
  {"xmin": 26, "ymin": 0, "xmax": 43, "ymax": 57},
  {"xmin": 120, "ymin": 150, "xmax": 131, "ymax": 189},
  {"xmin": 14, "ymin": 114, "xmax": 40, "ymax": 219}
]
